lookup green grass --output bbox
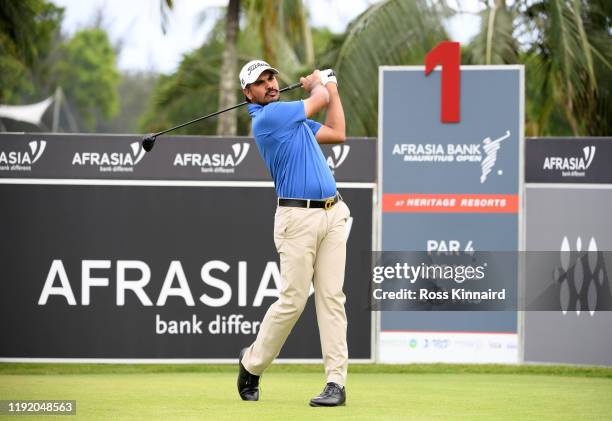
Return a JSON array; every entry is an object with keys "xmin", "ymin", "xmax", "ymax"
[
  {"xmin": 1, "ymin": 364, "xmax": 611, "ymax": 420},
  {"xmin": 2, "ymin": 363, "xmax": 611, "ymax": 377}
]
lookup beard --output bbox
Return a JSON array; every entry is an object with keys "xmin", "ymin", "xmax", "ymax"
[{"xmin": 255, "ymin": 91, "xmax": 280, "ymax": 105}]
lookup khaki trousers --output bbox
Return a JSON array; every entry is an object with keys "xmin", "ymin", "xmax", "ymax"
[{"xmin": 242, "ymin": 199, "xmax": 350, "ymax": 386}]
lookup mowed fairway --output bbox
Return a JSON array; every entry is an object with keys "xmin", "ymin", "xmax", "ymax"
[{"xmin": 1, "ymin": 365, "xmax": 611, "ymax": 420}]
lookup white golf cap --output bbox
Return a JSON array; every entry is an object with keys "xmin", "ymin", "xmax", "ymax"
[{"xmin": 239, "ymin": 60, "xmax": 279, "ymax": 89}]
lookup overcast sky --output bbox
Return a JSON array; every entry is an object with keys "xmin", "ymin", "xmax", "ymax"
[{"xmin": 50, "ymin": 0, "xmax": 483, "ymax": 74}]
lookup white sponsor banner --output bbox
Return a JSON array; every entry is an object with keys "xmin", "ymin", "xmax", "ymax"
[{"xmin": 380, "ymin": 331, "xmax": 518, "ymax": 363}]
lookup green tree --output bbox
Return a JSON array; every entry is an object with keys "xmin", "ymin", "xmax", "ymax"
[
  {"xmin": 244, "ymin": 0, "xmax": 315, "ymax": 82},
  {"xmin": 319, "ymin": 0, "xmax": 610, "ymax": 137},
  {"xmin": 160, "ymin": 0, "xmax": 314, "ymax": 136},
  {"xmin": 156, "ymin": 0, "xmax": 245, "ymax": 135},
  {"xmin": 139, "ymin": 19, "xmax": 252, "ymax": 136},
  {"xmin": 466, "ymin": 0, "xmax": 612, "ymax": 136},
  {"xmin": 51, "ymin": 29, "xmax": 120, "ymax": 130},
  {"xmin": 467, "ymin": 0, "xmax": 518, "ymax": 65},
  {"xmin": 321, "ymin": 0, "xmax": 450, "ymax": 136},
  {"xmin": 144, "ymin": 0, "xmax": 319, "ymax": 136},
  {"xmin": 217, "ymin": 0, "xmax": 240, "ymax": 135},
  {"xmin": 97, "ymin": 71, "xmax": 158, "ymax": 134},
  {"xmin": 216, "ymin": 0, "xmax": 314, "ymax": 135},
  {"xmin": 0, "ymin": 0, "xmax": 63, "ymax": 103}
]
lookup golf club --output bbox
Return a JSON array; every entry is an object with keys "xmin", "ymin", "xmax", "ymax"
[{"xmin": 141, "ymin": 81, "xmax": 303, "ymax": 152}]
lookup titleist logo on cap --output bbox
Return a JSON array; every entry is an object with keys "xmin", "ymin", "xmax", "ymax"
[{"xmin": 247, "ymin": 61, "xmax": 270, "ymax": 75}]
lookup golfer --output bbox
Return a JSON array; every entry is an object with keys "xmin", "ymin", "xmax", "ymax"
[{"xmin": 236, "ymin": 60, "xmax": 350, "ymax": 407}]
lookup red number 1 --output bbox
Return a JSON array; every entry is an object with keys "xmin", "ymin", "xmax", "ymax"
[{"xmin": 425, "ymin": 41, "xmax": 460, "ymax": 123}]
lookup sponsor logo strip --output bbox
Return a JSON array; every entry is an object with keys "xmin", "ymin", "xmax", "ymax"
[{"xmin": 383, "ymin": 193, "xmax": 518, "ymax": 213}]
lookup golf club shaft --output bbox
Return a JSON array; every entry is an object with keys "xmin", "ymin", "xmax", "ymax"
[{"xmin": 151, "ymin": 82, "xmax": 303, "ymax": 138}]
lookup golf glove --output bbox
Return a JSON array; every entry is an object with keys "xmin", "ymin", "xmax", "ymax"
[{"xmin": 321, "ymin": 69, "xmax": 337, "ymax": 86}]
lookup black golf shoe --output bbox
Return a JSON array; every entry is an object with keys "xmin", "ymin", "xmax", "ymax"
[
  {"xmin": 309, "ymin": 382, "xmax": 346, "ymax": 407},
  {"xmin": 237, "ymin": 347, "xmax": 260, "ymax": 401}
]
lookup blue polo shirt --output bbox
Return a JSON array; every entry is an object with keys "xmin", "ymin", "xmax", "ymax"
[{"xmin": 248, "ymin": 100, "xmax": 336, "ymax": 199}]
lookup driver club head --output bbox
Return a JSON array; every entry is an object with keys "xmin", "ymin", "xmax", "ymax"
[{"xmin": 142, "ymin": 134, "xmax": 157, "ymax": 152}]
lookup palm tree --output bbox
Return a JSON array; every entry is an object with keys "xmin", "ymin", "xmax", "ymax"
[
  {"xmin": 467, "ymin": 0, "xmax": 518, "ymax": 65},
  {"xmin": 466, "ymin": 0, "xmax": 611, "ymax": 136},
  {"xmin": 244, "ymin": 0, "xmax": 315, "ymax": 84},
  {"xmin": 0, "ymin": 0, "xmax": 64, "ymax": 103},
  {"xmin": 158, "ymin": 0, "xmax": 313, "ymax": 136},
  {"xmin": 321, "ymin": 0, "xmax": 610, "ymax": 137},
  {"xmin": 217, "ymin": 0, "xmax": 315, "ymax": 134},
  {"xmin": 217, "ymin": 0, "xmax": 240, "ymax": 136},
  {"xmin": 321, "ymin": 0, "xmax": 450, "ymax": 136}
]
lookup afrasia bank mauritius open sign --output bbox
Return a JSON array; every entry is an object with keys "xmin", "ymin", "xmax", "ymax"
[{"xmin": 378, "ymin": 42, "xmax": 524, "ymax": 363}]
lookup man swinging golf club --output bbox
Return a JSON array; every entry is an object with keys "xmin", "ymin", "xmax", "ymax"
[{"xmin": 236, "ymin": 59, "xmax": 350, "ymax": 407}]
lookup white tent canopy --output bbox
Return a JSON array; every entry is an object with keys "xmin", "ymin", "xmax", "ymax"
[
  {"xmin": 0, "ymin": 96, "xmax": 54, "ymax": 126},
  {"xmin": 0, "ymin": 88, "xmax": 78, "ymax": 132}
]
